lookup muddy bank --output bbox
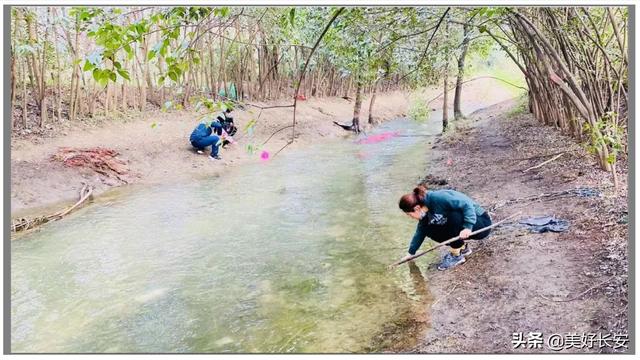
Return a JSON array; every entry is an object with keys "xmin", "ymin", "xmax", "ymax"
[{"xmin": 399, "ymin": 98, "xmax": 628, "ymax": 353}]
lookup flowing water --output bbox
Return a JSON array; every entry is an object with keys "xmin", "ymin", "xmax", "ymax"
[{"xmin": 12, "ymin": 116, "xmax": 446, "ymax": 353}]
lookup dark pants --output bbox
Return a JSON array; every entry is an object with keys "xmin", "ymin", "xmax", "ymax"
[
  {"xmin": 447, "ymin": 212, "xmax": 492, "ymax": 249},
  {"xmin": 191, "ymin": 135, "xmax": 220, "ymax": 157}
]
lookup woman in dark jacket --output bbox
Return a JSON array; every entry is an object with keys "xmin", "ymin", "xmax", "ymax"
[{"xmin": 398, "ymin": 185, "xmax": 492, "ymax": 270}]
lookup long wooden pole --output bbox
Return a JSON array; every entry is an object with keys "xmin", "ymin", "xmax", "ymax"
[{"xmin": 389, "ymin": 212, "xmax": 522, "ymax": 268}]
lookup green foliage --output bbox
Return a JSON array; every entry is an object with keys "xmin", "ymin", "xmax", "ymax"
[
  {"xmin": 506, "ymin": 95, "xmax": 528, "ymax": 117},
  {"xmin": 68, "ymin": 5, "xmax": 508, "ymax": 94},
  {"xmin": 408, "ymin": 92, "xmax": 431, "ymax": 123},
  {"xmin": 583, "ymin": 112, "xmax": 625, "ymax": 164},
  {"xmin": 74, "ymin": 6, "xmax": 228, "ymax": 86},
  {"xmin": 245, "ymin": 143, "xmax": 262, "ymax": 155}
]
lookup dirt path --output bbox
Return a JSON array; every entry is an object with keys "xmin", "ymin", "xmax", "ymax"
[{"xmin": 404, "ymin": 99, "xmax": 628, "ymax": 353}]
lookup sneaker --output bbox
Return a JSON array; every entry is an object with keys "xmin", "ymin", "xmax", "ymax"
[
  {"xmin": 196, "ymin": 150, "xmax": 204, "ymax": 155},
  {"xmin": 460, "ymin": 244, "xmax": 472, "ymax": 257},
  {"xmin": 437, "ymin": 253, "xmax": 466, "ymax": 271},
  {"xmin": 210, "ymin": 155, "xmax": 222, "ymax": 160}
]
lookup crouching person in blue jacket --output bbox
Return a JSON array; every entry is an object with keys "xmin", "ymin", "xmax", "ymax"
[
  {"xmin": 398, "ymin": 185, "xmax": 492, "ymax": 270},
  {"xmin": 190, "ymin": 120, "xmax": 223, "ymax": 160}
]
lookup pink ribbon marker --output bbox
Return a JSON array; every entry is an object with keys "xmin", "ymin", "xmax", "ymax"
[
  {"xmin": 356, "ymin": 131, "xmax": 400, "ymax": 144},
  {"xmin": 260, "ymin": 150, "xmax": 270, "ymax": 161}
]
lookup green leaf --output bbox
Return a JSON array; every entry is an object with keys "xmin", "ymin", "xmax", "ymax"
[
  {"xmin": 136, "ymin": 23, "xmax": 146, "ymax": 36},
  {"xmin": 289, "ymin": 8, "xmax": 296, "ymax": 26},
  {"xmin": 117, "ymin": 68, "xmax": 131, "ymax": 80},
  {"xmin": 147, "ymin": 50, "xmax": 156, "ymax": 60},
  {"xmin": 214, "ymin": 7, "xmax": 229, "ymax": 17},
  {"xmin": 168, "ymin": 71, "xmax": 178, "ymax": 82},
  {"xmin": 108, "ymin": 69, "xmax": 117, "ymax": 82},
  {"xmin": 246, "ymin": 144, "xmax": 255, "ymax": 154},
  {"xmin": 92, "ymin": 68, "xmax": 102, "ymax": 82},
  {"xmin": 244, "ymin": 119, "xmax": 257, "ymax": 133},
  {"xmin": 151, "ymin": 122, "xmax": 158, "ymax": 129},
  {"xmin": 83, "ymin": 60, "xmax": 94, "ymax": 71}
]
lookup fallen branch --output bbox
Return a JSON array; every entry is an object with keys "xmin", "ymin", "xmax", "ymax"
[
  {"xmin": 272, "ymin": 139, "xmax": 294, "ymax": 158},
  {"xmin": 12, "ymin": 184, "xmax": 93, "ymax": 232},
  {"xmin": 261, "ymin": 124, "xmax": 294, "ymax": 146},
  {"xmin": 538, "ymin": 278, "xmax": 610, "ymax": 302},
  {"xmin": 53, "ymin": 184, "xmax": 93, "ymax": 219},
  {"xmin": 522, "ymin": 152, "xmax": 564, "ymax": 173},
  {"xmin": 389, "ymin": 212, "xmax": 522, "ymax": 268},
  {"xmin": 431, "ymin": 283, "xmax": 460, "ymax": 307},
  {"xmin": 515, "ymin": 150, "xmax": 566, "ymax": 161},
  {"xmin": 489, "ymin": 187, "xmax": 601, "ymax": 211}
]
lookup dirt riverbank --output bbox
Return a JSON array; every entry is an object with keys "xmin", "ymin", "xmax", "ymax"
[
  {"xmin": 10, "ymin": 91, "xmax": 410, "ymax": 218},
  {"xmin": 398, "ymin": 98, "xmax": 628, "ymax": 353},
  {"xmin": 11, "ymin": 77, "xmax": 517, "ymax": 220}
]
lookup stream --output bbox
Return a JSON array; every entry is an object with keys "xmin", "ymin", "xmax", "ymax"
[{"xmin": 12, "ymin": 114, "xmax": 449, "ymax": 353}]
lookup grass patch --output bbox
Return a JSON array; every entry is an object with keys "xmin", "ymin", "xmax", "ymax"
[
  {"xmin": 407, "ymin": 91, "xmax": 431, "ymax": 123},
  {"xmin": 506, "ymin": 95, "xmax": 529, "ymax": 118}
]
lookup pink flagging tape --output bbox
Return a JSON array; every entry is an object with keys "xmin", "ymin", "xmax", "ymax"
[{"xmin": 356, "ymin": 131, "xmax": 400, "ymax": 144}]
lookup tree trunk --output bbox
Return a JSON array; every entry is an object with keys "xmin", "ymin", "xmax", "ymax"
[
  {"xmin": 183, "ymin": 68, "xmax": 192, "ymax": 108},
  {"xmin": 10, "ymin": 38, "xmax": 16, "ymax": 130},
  {"xmin": 105, "ymin": 83, "xmax": 110, "ymax": 115},
  {"xmin": 51, "ymin": 7, "xmax": 62, "ymax": 122},
  {"xmin": 368, "ymin": 77, "xmax": 380, "ymax": 125},
  {"xmin": 121, "ymin": 59, "xmax": 128, "ymax": 111},
  {"xmin": 22, "ymin": 61, "xmax": 28, "ymax": 129},
  {"xmin": 70, "ymin": 10, "xmax": 80, "ymax": 121},
  {"xmin": 352, "ymin": 78, "xmax": 362, "ymax": 133},
  {"xmin": 442, "ymin": 69, "xmax": 449, "ymax": 132},
  {"xmin": 219, "ymin": 34, "xmax": 227, "ymax": 99},
  {"xmin": 137, "ymin": 40, "xmax": 147, "ymax": 112},
  {"xmin": 39, "ymin": 8, "xmax": 50, "ymax": 127},
  {"xmin": 454, "ymin": 22, "xmax": 470, "ymax": 120}
]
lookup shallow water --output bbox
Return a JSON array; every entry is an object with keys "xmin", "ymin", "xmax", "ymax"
[{"xmin": 12, "ymin": 117, "xmax": 443, "ymax": 353}]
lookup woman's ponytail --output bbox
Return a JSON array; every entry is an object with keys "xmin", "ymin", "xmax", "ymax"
[
  {"xmin": 399, "ymin": 184, "xmax": 428, "ymax": 212},
  {"xmin": 413, "ymin": 185, "xmax": 427, "ymax": 202}
]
